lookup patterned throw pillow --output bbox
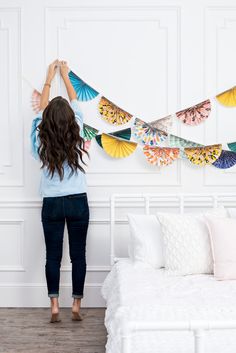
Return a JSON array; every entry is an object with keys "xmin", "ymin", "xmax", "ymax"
[{"xmin": 157, "ymin": 208, "xmax": 228, "ymax": 275}]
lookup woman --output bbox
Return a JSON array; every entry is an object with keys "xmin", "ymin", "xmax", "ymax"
[{"xmin": 31, "ymin": 60, "xmax": 90, "ymax": 323}]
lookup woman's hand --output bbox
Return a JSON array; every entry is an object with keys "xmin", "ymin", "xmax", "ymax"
[
  {"xmin": 46, "ymin": 59, "xmax": 59, "ymax": 83},
  {"xmin": 60, "ymin": 60, "xmax": 69, "ymax": 79}
]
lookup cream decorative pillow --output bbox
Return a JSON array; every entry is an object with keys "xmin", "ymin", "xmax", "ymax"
[
  {"xmin": 206, "ymin": 216, "xmax": 236, "ymax": 280},
  {"xmin": 157, "ymin": 208, "xmax": 228, "ymax": 275}
]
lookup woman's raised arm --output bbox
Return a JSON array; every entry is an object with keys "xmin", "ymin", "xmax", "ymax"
[
  {"xmin": 39, "ymin": 59, "xmax": 59, "ymax": 111},
  {"xmin": 60, "ymin": 60, "xmax": 77, "ymax": 101}
]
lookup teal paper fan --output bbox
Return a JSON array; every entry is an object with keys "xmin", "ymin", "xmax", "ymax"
[
  {"xmin": 83, "ymin": 124, "xmax": 99, "ymax": 141},
  {"xmin": 96, "ymin": 128, "xmax": 131, "ymax": 148},
  {"xmin": 68, "ymin": 70, "xmax": 99, "ymax": 101},
  {"xmin": 169, "ymin": 134, "xmax": 203, "ymax": 148},
  {"xmin": 227, "ymin": 142, "xmax": 236, "ymax": 153},
  {"xmin": 169, "ymin": 135, "xmax": 204, "ymax": 158}
]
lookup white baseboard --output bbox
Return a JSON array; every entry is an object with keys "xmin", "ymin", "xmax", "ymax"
[{"xmin": 0, "ymin": 283, "xmax": 106, "ymax": 307}]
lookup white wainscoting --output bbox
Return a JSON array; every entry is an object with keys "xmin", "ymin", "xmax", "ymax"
[{"xmin": 0, "ymin": 0, "xmax": 236, "ymax": 307}]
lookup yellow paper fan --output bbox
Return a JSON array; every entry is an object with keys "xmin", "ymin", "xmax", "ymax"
[
  {"xmin": 184, "ymin": 144, "xmax": 222, "ymax": 166},
  {"xmin": 216, "ymin": 87, "xmax": 236, "ymax": 107},
  {"xmin": 99, "ymin": 96, "xmax": 133, "ymax": 125},
  {"xmin": 101, "ymin": 133, "xmax": 137, "ymax": 158}
]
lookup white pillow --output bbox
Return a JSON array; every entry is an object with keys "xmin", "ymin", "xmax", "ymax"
[
  {"xmin": 157, "ymin": 208, "xmax": 228, "ymax": 275},
  {"xmin": 127, "ymin": 214, "xmax": 164, "ymax": 268}
]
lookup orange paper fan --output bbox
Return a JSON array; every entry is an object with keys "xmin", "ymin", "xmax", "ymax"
[
  {"xmin": 143, "ymin": 146, "xmax": 180, "ymax": 166},
  {"xmin": 184, "ymin": 144, "xmax": 222, "ymax": 166},
  {"xmin": 101, "ymin": 133, "xmax": 137, "ymax": 158},
  {"xmin": 99, "ymin": 96, "xmax": 133, "ymax": 125}
]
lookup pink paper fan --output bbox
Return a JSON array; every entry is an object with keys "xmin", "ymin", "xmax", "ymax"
[
  {"xmin": 84, "ymin": 140, "xmax": 91, "ymax": 151},
  {"xmin": 31, "ymin": 89, "xmax": 41, "ymax": 114},
  {"xmin": 176, "ymin": 99, "xmax": 211, "ymax": 126}
]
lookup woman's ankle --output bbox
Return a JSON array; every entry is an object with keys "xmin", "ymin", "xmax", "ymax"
[{"xmin": 50, "ymin": 297, "xmax": 59, "ymax": 314}]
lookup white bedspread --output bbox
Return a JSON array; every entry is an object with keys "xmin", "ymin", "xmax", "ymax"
[{"xmin": 101, "ymin": 259, "xmax": 236, "ymax": 353}]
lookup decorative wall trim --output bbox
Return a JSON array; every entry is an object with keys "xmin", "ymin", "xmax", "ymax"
[{"xmin": 0, "ymin": 219, "xmax": 25, "ymax": 272}]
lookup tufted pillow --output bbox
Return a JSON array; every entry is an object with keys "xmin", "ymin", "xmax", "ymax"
[{"xmin": 157, "ymin": 208, "xmax": 228, "ymax": 275}]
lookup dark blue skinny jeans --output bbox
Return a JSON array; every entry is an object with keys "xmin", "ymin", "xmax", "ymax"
[{"xmin": 41, "ymin": 192, "xmax": 89, "ymax": 299}]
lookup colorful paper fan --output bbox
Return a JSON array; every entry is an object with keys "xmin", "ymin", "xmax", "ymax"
[
  {"xmin": 31, "ymin": 89, "xmax": 41, "ymax": 113},
  {"xmin": 184, "ymin": 144, "xmax": 222, "ymax": 166},
  {"xmin": 68, "ymin": 70, "xmax": 99, "ymax": 101},
  {"xmin": 83, "ymin": 124, "xmax": 99, "ymax": 141},
  {"xmin": 101, "ymin": 133, "xmax": 137, "ymax": 158},
  {"xmin": 176, "ymin": 99, "xmax": 211, "ymax": 125},
  {"xmin": 169, "ymin": 134, "xmax": 203, "ymax": 148},
  {"xmin": 143, "ymin": 146, "xmax": 180, "ymax": 166},
  {"xmin": 227, "ymin": 142, "xmax": 236, "ymax": 152},
  {"xmin": 98, "ymin": 96, "xmax": 133, "ymax": 125},
  {"xmin": 95, "ymin": 128, "xmax": 131, "ymax": 148},
  {"xmin": 84, "ymin": 140, "xmax": 91, "ymax": 151},
  {"xmin": 216, "ymin": 87, "xmax": 236, "ymax": 107},
  {"xmin": 212, "ymin": 150, "xmax": 236, "ymax": 169},
  {"xmin": 133, "ymin": 118, "xmax": 168, "ymax": 146},
  {"xmin": 149, "ymin": 115, "xmax": 173, "ymax": 133}
]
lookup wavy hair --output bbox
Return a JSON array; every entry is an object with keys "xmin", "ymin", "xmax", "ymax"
[{"xmin": 37, "ymin": 96, "xmax": 89, "ymax": 180}]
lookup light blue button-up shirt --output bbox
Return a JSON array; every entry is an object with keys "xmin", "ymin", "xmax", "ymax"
[{"xmin": 30, "ymin": 99, "xmax": 87, "ymax": 198}]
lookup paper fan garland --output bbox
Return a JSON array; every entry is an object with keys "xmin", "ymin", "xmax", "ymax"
[
  {"xmin": 227, "ymin": 142, "xmax": 236, "ymax": 152},
  {"xmin": 184, "ymin": 144, "xmax": 222, "ymax": 166},
  {"xmin": 176, "ymin": 99, "xmax": 211, "ymax": 125},
  {"xmin": 133, "ymin": 118, "xmax": 168, "ymax": 146},
  {"xmin": 96, "ymin": 128, "xmax": 131, "ymax": 148},
  {"xmin": 143, "ymin": 146, "xmax": 180, "ymax": 166},
  {"xmin": 31, "ymin": 89, "xmax": 41, "ymax": 114},
  {"xmin": 99, "ymin": 96, "xmax": 133, "ymax": 125},
  {"xmin": 149, "ymin": 115, "xmax": 173, "ymax": 133},
  {"xmin": 216, "ymin": 87, "xmax": 236, "ymax": 107},
  {"xmin": 212, "ymin": 150, "xmax": 236, "ymax": 169},
  {"xmin": 68, "ymin": 71, "xmax": 99, "ymax": 101},
  {"xmin": 101, "ymin": 133, "xmax": 137, "ymax": 158},
  {"xmin": 169, "ymin": 135, "xmax": 204, "ymax": 158},
  {"xmin": 83, "ymin": 124, "xmax": 99, "ymax": 141}
]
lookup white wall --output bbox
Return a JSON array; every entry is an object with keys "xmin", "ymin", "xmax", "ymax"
[{"xmin": 0, "ymin": 0, "xmax": 236, "ymax": 307}]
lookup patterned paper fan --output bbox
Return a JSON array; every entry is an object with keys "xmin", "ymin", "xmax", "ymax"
[
  {"xmin": 143, "ymin": 146, "xmax": 180, "ymax": 166},
  {"xmin": 31, "ymin": 89, "xmax": 41, "ymax": 113},
  {"xmin": 212, "ymin": 150, "xmax": 236, "ymax": 169},
  {"xmin": 68, "ymin": 70, "xmax": 99, "ymax": 101},
  {"xmin": 133, "ymin": 118, "xmax": 168, "ymax": 146},
  {"xmin": 95, "ymin": 128, "xmax": 131, "ymax": 148},
  {"xmin": 83, "ymin": 124, "xmax": 99, "ymax": 141},
  {"xmin": 101, "ymin": 133, "xmax": 137, "ymax": 158},
  {"xmin": 216, "ymin": 87, "xmax": 236, "ymax": 107},
  {"xmin": 84, "ymin": 140, "xmax": 91, "ymax": 151},
  {"xmin": 184, "ymin": 144, "xmax": 222, "ymax": 166},
  {"xmin": 228, "ymin": 142, "xmax": 236, "ymax": 152},
  {"xmin": 176, "ymin": 99, "xmax": 211, "ymax": 125},
  {"xmin": 169, "ymin": 135, "xmax": 204, "ymax": 148},
  {"xmin": 98, "ymin": 96, "xmax": 133, "ymax": 125},
  {"xmin": 149, "ymin": 115, "xmax": 173, "ymax": 133}
]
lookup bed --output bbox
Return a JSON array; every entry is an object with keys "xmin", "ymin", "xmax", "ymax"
[{"xmin": 101, "ymin": 194, "xmax": 236, "ymax": 353}]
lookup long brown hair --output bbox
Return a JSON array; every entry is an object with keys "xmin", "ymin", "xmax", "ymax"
[{"xmin": 37, "ymin": 96, "xmax": 89, "ymax": 180}]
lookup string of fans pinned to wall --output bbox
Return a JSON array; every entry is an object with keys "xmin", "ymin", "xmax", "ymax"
[{"xmin": 31, "ymin": 70, "xmax": 236, "ymax": 169}]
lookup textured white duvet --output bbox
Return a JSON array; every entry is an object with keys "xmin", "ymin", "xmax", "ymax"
[{"xmin": 101, "ymin": 259, "xmax": 236, "ymax": 353}]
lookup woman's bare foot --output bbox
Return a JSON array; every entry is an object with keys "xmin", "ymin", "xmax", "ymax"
[
  {"xmin": 72, "ymin": 298, "xmax": 83, "ymax": 321},
  {"xmin": 50, "ymin": 297, "xmax": 61, "ymax": 323}
]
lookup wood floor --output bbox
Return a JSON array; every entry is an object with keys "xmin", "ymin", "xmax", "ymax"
[{"xmin": 0, "ymin": 308, "xmax": 106, "ymax": 353}]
